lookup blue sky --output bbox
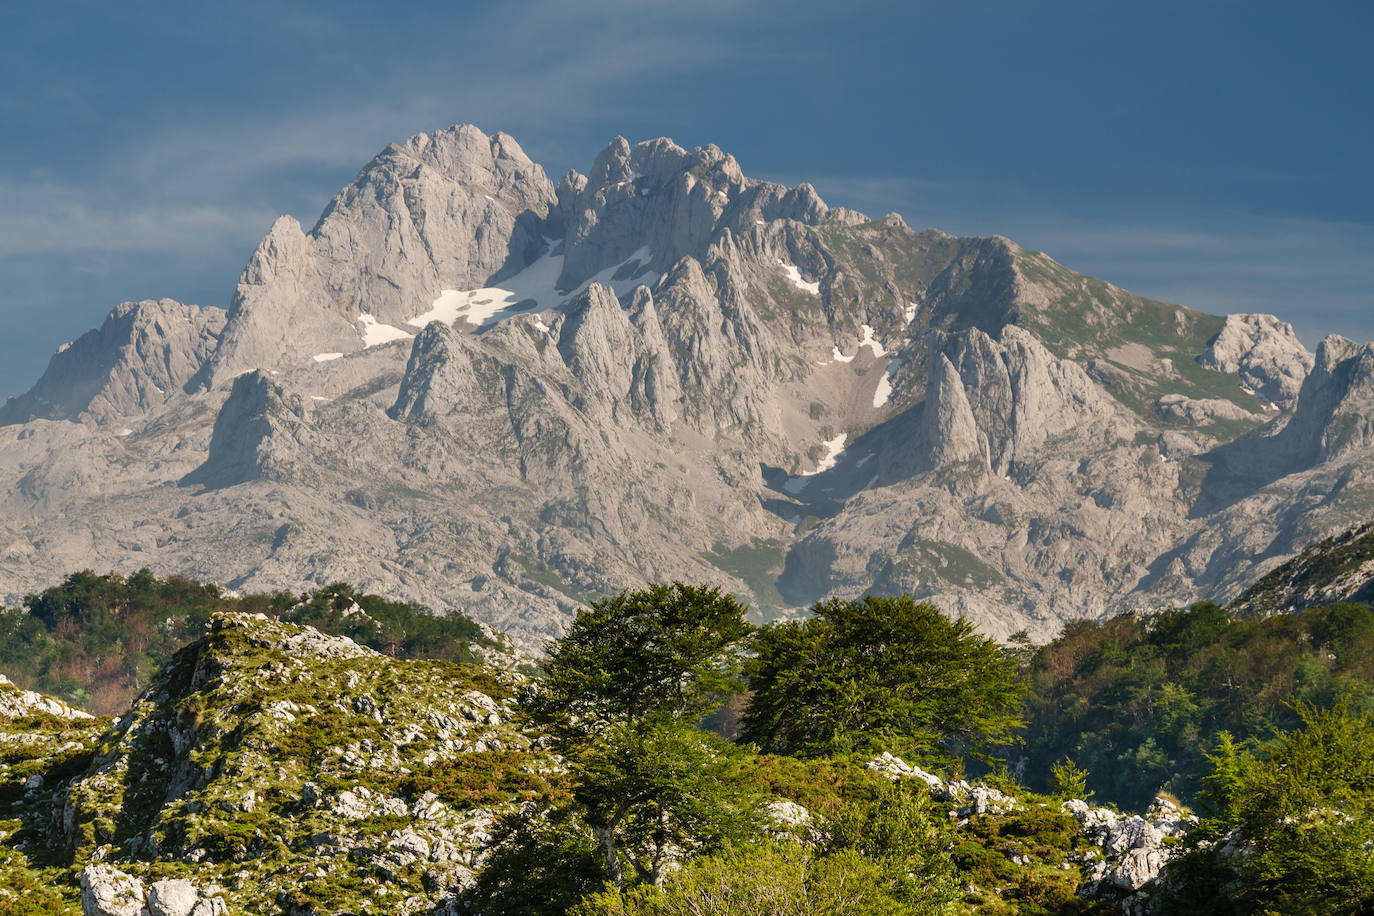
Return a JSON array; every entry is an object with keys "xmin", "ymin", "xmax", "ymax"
[{"xmin": 1, "ymin": 0, "xmax": 1369, "ymax": 398}]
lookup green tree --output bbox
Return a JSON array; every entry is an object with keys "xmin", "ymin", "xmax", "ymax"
[
  {"xmin": 514, "ymin": 583, "xmax": 760, "ymax": 893},
  {"xmin": 463, "ymin": 806, "xmax": 609, "ymax": 915},
  {"xmin": 740, "ymin": 595, "xmax": 1026, "ymax": 763},
  {"xmin": 576, "ymin": 720, "xmax": 759, "ymax": 887},
  {"xmin": 528, "ymin": 582, "xmax": 752, "ymax": 746},
  {"xmin": 1049, "ymin": 757, "xmax": 1092, "ymax": 802},
  {"xmin": 1162, "ymin": 701, "xmax": 1374, "ymax": 914}
]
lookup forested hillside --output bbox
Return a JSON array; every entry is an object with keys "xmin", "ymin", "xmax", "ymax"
[
  {"xmin": 0, "ymin": 570, "xmax": 512, "ymax": 714},
  {"xmin": 2, "ymin": 554, "xmax": 1373, "ymax": 913},
  {"xmin": 1019, "ymin": 600, "xmax": 1374, "ymax": 809}
]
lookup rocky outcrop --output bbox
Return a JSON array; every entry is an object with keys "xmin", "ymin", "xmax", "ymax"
[
  {"xmin": 869, "ymin": 752, "xmax": 1193, "ymax": 910},
  {"xmin": 55, "ymin": 613, "xmax": 546, "ymax": 915},
  {"xmin": 183, "ymin": 371, "xmax": 316, "ymax": 489},
  {"xmin": 1198, "ymin": 312, "xmax": 1313, "ymax": 407},
  {"xmin": 1229, "ymin": 520, "xmax": 1374, "ymax": 616},
  {"xmin": 1063, "ymin": 796, "xmax": 1194, "ymax": 896},
  {"xmin": 0, "ymin": 673, "xmax": 94, "ymax": 720},
  {"xmin": 0, "ymin": 299, "xmax": 225, "ymax": 426}
]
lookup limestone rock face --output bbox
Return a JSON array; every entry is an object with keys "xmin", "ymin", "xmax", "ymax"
[
  {"xmin": 185, "ymin": 371, "xmax": 315, "ymax": 489},
  {"xmin": 1274, "ymin": 335, "xmax": 1374, "ymax": 466},
  {"xmin": 196, "ymin": 215, "xmax": 359, "ymax": 388},
  {"xmin": 940, "ymin": 325, "xmax": 1135, "ymax": 476},
  {"xmin": 911, "ymin": 353, "xmax": 984, "ymax": 473},
  {"xmin": 0, "ymin": 299, "xmax": 225, "ymax": 426},
  {"xmin": 1198, "ymin": 312, "xmax": 1313, "ymax": 406},
  {"xmin": 2, "ymin": 124, "xmax": 1374, "ymax": 647},
  {"xmin": 81, "ymin": 864, "xmax": 146, "ymax": 916},
  {"xmin": 389, "ymin": 322, "xmax": 484, "ymax": 423}
]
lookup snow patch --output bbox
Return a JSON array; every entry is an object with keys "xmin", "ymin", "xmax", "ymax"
[
  {"xmin": 358, "ymin": 315, "xmax": 414, "ymax": 347},
  {"xmin": 782, "ymin": 434, "xmax": 849, "ymax": 494},
  {"xmin": 777, "ymin": 258, "xmax": 821, "ymax": 295},
  {"xmin": 313, "ymin": 352, "xmax": 343, "ymax": 363},
  {"xmin": 904, "ymin": 301, "xmax": 919, "ymax": 324},
  {"xmin": 115, "ymin": 428, "xmax": 132, "ymax": 437},
  {"xmin": 410, "ymin": 243, "xmax": 657, "ymax": 332},
  {"xmin": 814, "ymin": 433, "xmax": 847, "ymax": 473},
  {"xmin": 859, "ymin": 324, "xmax": 887, "ymax": 357},
  {"xmin": 832, "ymin": 346, "xmax": 855, "ymax": 364},
  {"xmin": 873, "ymin": 357, "xmax": 902, "ymax": 408}
]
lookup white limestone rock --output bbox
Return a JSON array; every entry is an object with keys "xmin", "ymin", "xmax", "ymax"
[
  {"xmin": 0, "ymin": 673, "xmax": 95, "ymax": 720},
  {"xmin": 1198, "ymin": 313, "xmax": 1313, "ymax": 407},
  {"xmin": 146, "ymin": 879, "xmax": 198, "ymax": 916},
  {"xmin": 81, "ymin": 864, "xmax": 147, "ymax": 916},
  {"xmin": 0, "ymin": 299, "xmax": 225, "ymax": 427},
  {"xmin": 1155, "ymin": 393, "xmax": 1255, "ymax": 425}
]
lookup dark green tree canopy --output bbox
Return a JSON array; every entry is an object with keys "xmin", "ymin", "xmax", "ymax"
[
  {"xmin": 740, "ymin": 595, "xmax": 1026, "ymax": 762},
  {"xmin": 1162, "ymin": 700, "xmax": 1374, "ymax": 913},
  {"xmin": 528, "ymin": 582, "xmax": 752, "ymax": 743},
  {"xmin": 509, "ymin": 583, "xmax": 759, "ymax": 895}
]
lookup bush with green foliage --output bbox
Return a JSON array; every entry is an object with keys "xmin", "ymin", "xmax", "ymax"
[
  {"xmin": 569, "ymin": 841, "xmax": 938, "ymax": 916},
  {"xmin": 1159, "ymin": 701, "xmax": 1374, "ymax": 914},
  {"xmin": 741, "ymin": 595, "xmax": 1027, "ymax": 763},
  {"xmin": 0, "ymin": 571, "xmax": 503, "ymax": 715},
  {"xmin": 1021, "ymin": 600, "xmax": 1374, "ymax": 809}
]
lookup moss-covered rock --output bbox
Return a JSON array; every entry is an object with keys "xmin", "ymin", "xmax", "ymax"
[{"xmin": 0, "ymin": 612, "xmax": 561, "ymax": 915}]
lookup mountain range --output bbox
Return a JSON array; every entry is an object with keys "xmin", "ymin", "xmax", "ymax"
[{"xmin": 2, "ymin": 123, "xmax": 1370, "ymax": 647}]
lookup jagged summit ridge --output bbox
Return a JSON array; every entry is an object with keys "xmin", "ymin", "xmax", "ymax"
[
  {"xmin": 1, "ymin": 120, "xmax": 1370, "ymax": 648},
  {"xmin": 199, "ymin": 124, "xmax": 558, "ymax": 387},
  {"xmin": 0, "ymin": 298, "xmax": 225, "ymax": 427}
]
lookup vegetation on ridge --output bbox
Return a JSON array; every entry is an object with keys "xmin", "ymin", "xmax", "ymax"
[
  {"xmin": 1, "ymin": 540, "xmax": 1372, "ymax": 913},
  {"xmin": 0, "ymin": 570, "xmax": 506, "ymax": 715},
  {"xmin": 1020, "ymin": 599, "xmax": 1374, "ymax": 810}
]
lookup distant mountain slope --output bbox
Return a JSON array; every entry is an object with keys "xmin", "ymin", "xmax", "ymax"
[
  {"xmin": 0, "ymin": 123, "xmax": 1368, "ymax": 646},
  {"xmin": 0, "ymin": 298, "xmax": 225, "ymax": 426},
  {"xmin": 1230, "ymin": 520, "xmax": 1374, "ymax": 616}
]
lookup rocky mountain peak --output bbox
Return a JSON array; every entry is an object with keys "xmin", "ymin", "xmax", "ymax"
[
  {"xmin": 199, "ymin": 123, "xmax": 558, "ymax": 388},
  {"xmin": 555, "ymin": 135, "xmax": 830, "ymax": 291},
  {"xmin": 0, "ymin": 298, "xmax": 225, "ymax": 426},
  {"xmin": 1197, "ymin": 312, "xmax": 1313, "ymax": 407}
]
